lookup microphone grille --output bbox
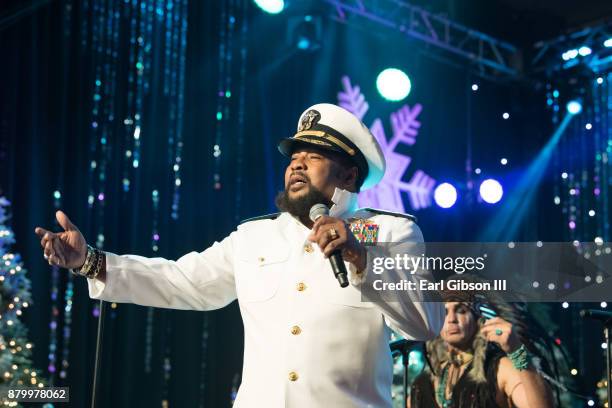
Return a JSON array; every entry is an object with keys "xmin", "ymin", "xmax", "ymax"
[{"xmin": 309, "ymin": 203, "xmax": 329, "ymax": 222}]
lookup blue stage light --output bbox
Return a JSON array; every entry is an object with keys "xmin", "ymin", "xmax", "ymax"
[
  {"xmin": 253, "ymin": 0, "xmax": 284, "ymax": 14},
  {"xmin": 578, "ymin": 46, "xmax": 592, "ymax": 56},
  {"xmin": 376, "ymin": 68, "xmax": 411, "ymax": 101},
  {"xmin": 297, "ymin": 37, "xmax": 310, "ymax": 50},
  {"xmin": 604, "ymin": 38, "xmax": 612, "ymax": 48},
  {"xmin": 479, "ymin": 179, "xmax": 503, "ymax": 204},
  {"xmin": 434, "ymin": 183, "xmax": 457, "ymax": 209},
  {"xmin": 566, "ymin": 100, "xmax": 582, "ymax": 115}
]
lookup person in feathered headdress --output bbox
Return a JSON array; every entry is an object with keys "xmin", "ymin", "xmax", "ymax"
[{"xmin": 409, "ymin": 275, "xmax": 555, "ymax": 408}]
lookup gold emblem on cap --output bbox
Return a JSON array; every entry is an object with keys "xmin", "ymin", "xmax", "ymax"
[{"xmin": 298, "ymin": 109, "xmax": 321, "ymax": 131}]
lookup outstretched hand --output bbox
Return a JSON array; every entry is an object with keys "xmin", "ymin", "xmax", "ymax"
[{"xmin": 34, "ymin": 211, "xmax": 87, "ymax": 269}]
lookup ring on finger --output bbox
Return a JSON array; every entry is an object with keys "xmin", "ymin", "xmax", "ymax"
[
  {"xmin": 43, "ymin": 254, "xmax": 49, "ymax": 260},
  {"xmin": 328, "ymin": 228, "xmax": 338, "ymax": 240},
  {"xmin": 495, "ymin": 329, "xmax": 503, "ymax": 336}
]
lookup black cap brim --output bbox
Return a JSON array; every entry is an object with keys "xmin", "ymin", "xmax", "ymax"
[{"xmin": 278, "ymin": 137, "xmax": 349, "ymax": 158}]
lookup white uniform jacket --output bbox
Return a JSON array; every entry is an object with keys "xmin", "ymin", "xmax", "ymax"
[{"xmin": 87, "ymin": 206, "xmax": 444, "ymax": 408}]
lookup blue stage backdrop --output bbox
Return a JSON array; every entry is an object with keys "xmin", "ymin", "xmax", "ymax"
[{"xmin": 0, "ymin": 0, "xmax": 609, "ymax": 406}]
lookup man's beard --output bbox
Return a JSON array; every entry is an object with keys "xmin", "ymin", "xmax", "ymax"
[{"xmin": 275, "ymin": 185, "xmax": 332, "ymax": 220}]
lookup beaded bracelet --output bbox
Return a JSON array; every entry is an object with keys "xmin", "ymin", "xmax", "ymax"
[
  {"xmin": 507, "ymin": 344, "xmax": 531, "ymax": 371},
  {"xmin": 71, "ymin": 245, "xmax": 104, "ymax": 280}
]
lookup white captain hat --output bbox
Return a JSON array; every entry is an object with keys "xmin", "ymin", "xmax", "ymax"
[{"xmin": 278, "ymin": 103, "xmax": 386, "ymax": 190}]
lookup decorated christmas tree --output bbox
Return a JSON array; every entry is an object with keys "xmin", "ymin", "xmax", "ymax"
[{"xmin": 0, "ymin": 197, "xmax": 46, "ymax": 406}]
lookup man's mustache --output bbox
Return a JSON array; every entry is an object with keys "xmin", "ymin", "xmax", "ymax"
[{"xmin": 287, "ymin": 172, "xmax": 311, "ymax": 187}]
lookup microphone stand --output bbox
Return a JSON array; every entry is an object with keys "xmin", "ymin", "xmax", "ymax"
[
  {"xmin": 605, "ymin": 323, "xmax": 611, "ymax": 407},
  {"xmin": 389, "ymin": 339, "xmax": 422, "ymax": 407},
  {"xmin": 91, "ymin": 299, "xmax": 106, "ymax": 408}
]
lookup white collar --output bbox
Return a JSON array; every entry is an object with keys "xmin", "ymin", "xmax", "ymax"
[{"xmin": 329, "ymin": 187, "xmax": 359, "ymax": 219}]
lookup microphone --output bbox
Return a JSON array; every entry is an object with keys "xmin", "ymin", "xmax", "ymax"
[
  {"xmin": 580, "ymin": 309, "xmax": 612, "ymax": 325},
  {"xmin": 309, "ymin": 204, "xmax": 349, "ymax": 288}
]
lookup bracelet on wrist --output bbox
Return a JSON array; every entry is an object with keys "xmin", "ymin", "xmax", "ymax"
[
  {"xmin": 71, "ymin": 245, "xmax": 104, "ymax": 279},
  {"xmin": 507, "ymin": 344, "xmax": 531, "ymax": 371}
]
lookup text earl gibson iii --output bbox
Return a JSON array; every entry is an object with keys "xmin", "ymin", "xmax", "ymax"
[{"xmin": 372, "ymin": 279, "xmax": 508, "ymax": 292}]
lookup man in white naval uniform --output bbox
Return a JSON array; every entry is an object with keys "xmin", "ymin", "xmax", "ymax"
[{"xmin": 36, "ymin": 103, "xmax": 444, "ymax": 407}]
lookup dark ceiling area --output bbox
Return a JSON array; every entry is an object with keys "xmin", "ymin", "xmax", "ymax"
[{"xmin": 410, "ymin": 0, "xmax": 612, "ymax": 47}]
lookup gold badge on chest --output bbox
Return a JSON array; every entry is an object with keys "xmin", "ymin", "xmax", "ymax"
[{"xmin": 348, "ymin": 218, "xmax": 379, "ymax": 245}]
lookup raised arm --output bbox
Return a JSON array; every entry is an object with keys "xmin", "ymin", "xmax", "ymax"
[
  {"xmin": 35, "ymin": 211, "xmax": 237, "ymax": 311},
  {"xmin": 308, "ymin": 214, "xmax": 444, "ymax": 341},
  {"xmin": 362, "ymin": 218, "xmax": 445, "ymax": 341}
]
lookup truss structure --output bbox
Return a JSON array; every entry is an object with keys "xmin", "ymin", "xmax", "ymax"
[
  {"xmin": 530, "ymin": 19, "xmax": 612, "ymax": 76},
  {"xmin": 321, "ymin": 0, "xmax": 521, "ymax": 80}
]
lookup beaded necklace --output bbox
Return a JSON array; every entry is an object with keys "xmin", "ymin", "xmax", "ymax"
[{"xmin": 435, "ymin": 351, "xmax": 474, "ymax": 408}]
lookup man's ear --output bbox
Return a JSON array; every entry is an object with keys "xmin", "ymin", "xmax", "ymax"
[{"xmin": 342, "ymin": 166, "xmax": 359, "ymax": 192}]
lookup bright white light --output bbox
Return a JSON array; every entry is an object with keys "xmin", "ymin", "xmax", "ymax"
[
  {"xmin": 471, "ymin": 84, "xmax": 479, "ymax": 91},
  {"xmin": 502, "ymin": 112, "xmax": 510, "ymax": 120},
  {"xmin": 561, "ymin": 172, "xmax": 568, "ymax": 179},
  {"xmin": 475, "ymin": 168, "xmax": 481, "ymax": 174},
  {"xmin": 566, "ymin": 100, "xmax": 582, "ymax": 115},
  {"xmin": 585, "ymin": 123, "xmax": 592, "ymax": 130},
  {"xmin": 604, "ymin": 38, "xmax": 612, "ymax": 48},
  {"xmin": 562, "ymin": 49, "xmax": 578, "ymax": 60},
  {"xmin": 587, "ymin": 399, "xmax": 594, "ymax": 407},
  {"xmin": 578, "ymin": 46, "xmax": 592, "ymax": 56},
  {"xmin": 479, "ymin": 179, "xmax": 503, "ymax": 204},
  {"xmin": 602, "ymin": 301, "xmax": 608, "ymax": 308},
  {"xmin": 376, "ymin": 68, "xmax": 412, "ymax": 102},
  {"xmin": 253, "ymin": 0, "xmax": 284, "ymax": 14},
  {"xmin": 588, "ymin": 210, "xmax": 595, "ymax": 217},
  {"xmin": 562, "ymin": 302, "xmax": 569, "ymax": 309},
  {"xmin": 500, "ymin": 158, "xmax": 508, "ymax": 165},
  {"xmin": 434, "ymin": 183, "xmax": 458, "ymax": 209},
  {"xmin": 602, "ymin": 342, "xmax": 608, "ymax": 349}
]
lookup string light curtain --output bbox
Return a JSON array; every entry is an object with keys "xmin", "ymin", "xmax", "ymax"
[{"xmin": 552, "ymin": 74, "xmax": 611, "ymax": 243}]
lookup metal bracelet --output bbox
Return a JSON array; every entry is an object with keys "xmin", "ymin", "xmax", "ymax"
[
  {"xmin": 71, "ymin": 245, "xmax": 95, "ymax": 276},
  {"xmin": 85, "ymin": 248, "xmax": 104, "ymax": 280}
]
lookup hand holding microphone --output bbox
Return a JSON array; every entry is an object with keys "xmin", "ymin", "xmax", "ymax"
[{"xmin": 308, "ymin": 204, "xmax": 367, "ymax": 288}]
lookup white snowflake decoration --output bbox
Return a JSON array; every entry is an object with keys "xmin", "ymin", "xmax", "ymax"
[{"xmin": 337, "ymin": 75, "xmax": 435, "ymax": 212}]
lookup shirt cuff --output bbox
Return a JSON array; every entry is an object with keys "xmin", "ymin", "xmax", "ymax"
[{"xmin": 86, "ymin": 251, "xmax": 115, "ymax": 299}]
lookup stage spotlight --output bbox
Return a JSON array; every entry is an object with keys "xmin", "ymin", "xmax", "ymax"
[
  {"xmin": 287, "ymin": 15, "xmax": 321, "ymax": 52},
  {"xmin": 297, "ymin": 38, "xmax": 310, "ymax": 50},
  {"xmin": 561, "ymin": 49, "xmax": 578, "ymax": 61},
  {"xmin": 479, "ymin": 179, "xmax": 503, "ymax": 204},
  {"xmin": 604, "ymin": 38, "xmax": 612, "ymax": 48},
  {"xmin": 376, "ymin": 68, "xmax": 411, "ymax": 101},
  {"xmin": 433, "ymin": 183, "xmax": 457, "ymax": 209},
  {"xmin": 566, "ymin": 100, "xmax": 582, "ymax": 115},
  {"xmin": 254, "ymin": 0, "xmax": 284, "ymax": 14},
  {"xmin": 578, "ymin": 46, "xmax": 592, "ymax": 56}
]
